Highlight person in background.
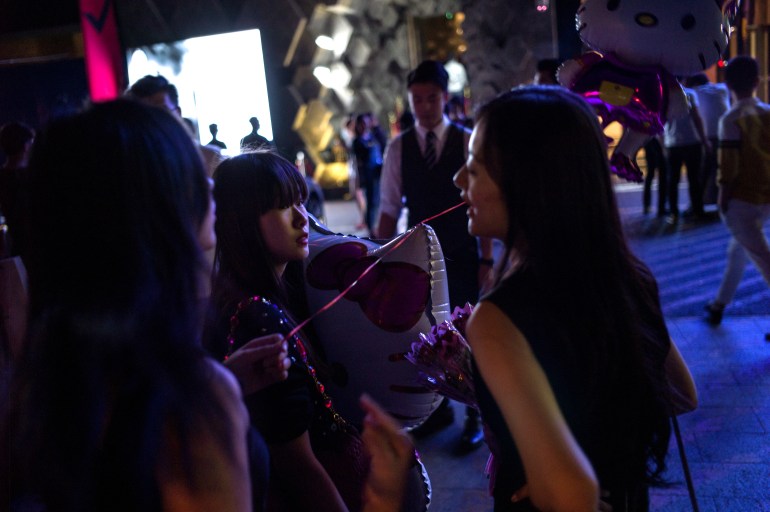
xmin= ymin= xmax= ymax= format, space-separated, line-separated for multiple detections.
xmin=641 ymin=135 xmax=669 ymax=217
xmin=367 ymin=112 xmax=388 ymax=230
xmin=241 ymin=116 xmax=271 ymax=150
xmin=533 ymin=58 xmax=560 ymax=86
xmin=398 ymin=110 xmax=415 ymax=132
xmin=125 ymin=74 xmax=222 ymax=176
xmin=208 ymin=123 xmax=227 ymax=150
xmin=295 ymin=149 xmax=325 ymax=222
xmin=1 ymin=100 xmax=416 ymax=512
xmin=663 ymin=82 xmax=711 ymax=223
xmin=352 ymin=114 xmax=383 ymax=233
xmin=685 ymin=73 xmax=730 ymax=207
xmin=454 ymin=86 xmax=697 ymax=511
xmin=366 ymin=112 xmax=388 ymax=160
xmin=446 ymin=95 xmax=473 ymax=129
xmin=2 ymin=99 xmax=257 ymax=512
xmin=704 ymin=56 xmax=770 ymax=326
xmin=0 ymin=121 xmax=34 ymax=258
xmin=376 ymin=60 xmax=490 ymax=452
xmin=337 ymin=114 xmax=366 ymax=228
xmin=206 ymin=151 xmax=425 ymax=511
xmin=0 ymin=121 xmax=35 ymax=402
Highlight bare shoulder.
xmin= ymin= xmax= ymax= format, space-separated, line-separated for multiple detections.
xmin=467 ymin=302 xmax=536 ymax=365
xmin=205 ymin=358 xmax=242 ymax=398
xmin=467 ymin=301 xmax=519 ymax=342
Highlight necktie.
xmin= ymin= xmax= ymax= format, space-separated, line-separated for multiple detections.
xmin=424 ymin=131 xmax=437 ymax=169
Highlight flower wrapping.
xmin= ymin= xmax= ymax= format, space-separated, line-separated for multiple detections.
xmin=405 ymin=303 xmax=477 ymax=409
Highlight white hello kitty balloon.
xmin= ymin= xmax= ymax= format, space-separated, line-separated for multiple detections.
xmin=303 ymin=216 xmax=450 ymax=429
xmin=558 ymin=0 xmax=740 ymax=182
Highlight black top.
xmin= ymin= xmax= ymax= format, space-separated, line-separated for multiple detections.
xmin=474 ymin=269 xmax=667 ymax=511
xmin=211 ymin=297 xmax=318 ymax=443
xmin=209 ymin=297 xmax=366 ymax=511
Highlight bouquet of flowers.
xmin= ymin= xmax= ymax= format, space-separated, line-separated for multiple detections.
xmin=405 ymin=302 xmax=478 ymax=410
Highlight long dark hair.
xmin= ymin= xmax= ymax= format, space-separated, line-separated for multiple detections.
xmin=2 ymin=99 xmax=233 ymax=511
xmin=477 ymin=86 xmax=671 ymax=488
xmin=207 ymin=151 xmax=310 ymax=357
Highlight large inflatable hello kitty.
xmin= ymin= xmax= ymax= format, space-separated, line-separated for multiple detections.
xmin=558 ymin=0 xmax=740 ymax=182
xmin=303 ymin=217 xmax=450 ymax=429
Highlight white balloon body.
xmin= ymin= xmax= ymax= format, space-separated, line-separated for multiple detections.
xmin=303 ymin=217 xmax=449 ymax=428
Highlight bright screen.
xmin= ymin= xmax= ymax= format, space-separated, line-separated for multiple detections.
xmin=127 ymin=28 xmax=273 ymax=155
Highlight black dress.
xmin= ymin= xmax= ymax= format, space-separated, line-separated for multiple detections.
xmin=474 ymin=270 xmax=668 ymax=512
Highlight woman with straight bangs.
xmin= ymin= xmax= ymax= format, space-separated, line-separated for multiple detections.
xmin=208 ymin=151 xmax=419 ymax=512
xmin=453 ymin=86 xmax=697 ymax=512
xmin=1 ymin=99 xmax=254 ymax=512
xmin=207 ymin=151 xmax=368 ymax=512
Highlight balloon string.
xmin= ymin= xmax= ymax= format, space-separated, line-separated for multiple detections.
xmin=284 ymin=200 xmax=467 ymax=341
xmin=418 ymin=201 xmax=466 ymax=225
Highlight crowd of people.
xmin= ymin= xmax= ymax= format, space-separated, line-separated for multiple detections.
xmin=639 ymin=71 xmax=733 ymax=223
xmin=1 ymin=51 xmax=768 ymax=511
xmin=0 ymin=97 xmax=412 ymax=512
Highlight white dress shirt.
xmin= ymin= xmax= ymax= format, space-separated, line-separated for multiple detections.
xmin=379 ymin=115 xmax=471 ymax=219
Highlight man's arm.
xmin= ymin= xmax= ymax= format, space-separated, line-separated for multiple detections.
xmin=690 ymin=103 xmax=712 ymax=153
xmin=375 ymin=136 xmax=404 ymax=238
xmin=716 ymin=108 xmax=741 ymax=212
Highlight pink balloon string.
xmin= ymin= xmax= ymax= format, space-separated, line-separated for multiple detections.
xmin=284 ymin=200 xmax=467 ymax=341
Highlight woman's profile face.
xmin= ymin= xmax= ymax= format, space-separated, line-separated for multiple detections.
xmin=453 ymin=121 xmax=508 ymax=240
xmin=259 ymin=201 xmax=310 ymax=266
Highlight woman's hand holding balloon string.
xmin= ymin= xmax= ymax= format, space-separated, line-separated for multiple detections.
xmin=223 ymin=334 xmax=291 ymax=396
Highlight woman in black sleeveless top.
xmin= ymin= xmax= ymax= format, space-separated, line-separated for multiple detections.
xmin=453 ymin=87 xmax=697 ymax=512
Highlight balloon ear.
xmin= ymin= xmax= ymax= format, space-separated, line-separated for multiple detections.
xmin=304 ymin=217 xmax=449 ymax=428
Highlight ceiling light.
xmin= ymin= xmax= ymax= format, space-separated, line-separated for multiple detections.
xmin=315 ymin=35 xmax=335 ymax=51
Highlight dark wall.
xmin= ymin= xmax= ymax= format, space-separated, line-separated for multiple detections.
xmin=0 ymin=0 xmax=85 ymax=150
xmin=554 ymin=0 xmax=583 ymax=60
xmin=0 ymin=59 xmax=89 ymax=131
xmin=0 ymin=0 xmax=79 ymax=34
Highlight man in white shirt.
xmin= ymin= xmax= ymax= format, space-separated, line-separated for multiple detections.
xmin=376 ymin=60 xmax=491 ymax=451
xmin=686 ymin=73 xmax=730 ymax=205
xmin=663 ymin=85 xmax=711 ymax=222
xmin=705 ymin=56 xmax=770 ymax=326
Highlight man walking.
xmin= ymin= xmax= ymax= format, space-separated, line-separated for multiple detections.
xmin=705 ymin=56 xmax=770 ymax=325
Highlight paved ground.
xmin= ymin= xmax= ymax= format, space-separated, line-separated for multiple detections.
xmin=322 ymin=186 xmax=770 ymax=511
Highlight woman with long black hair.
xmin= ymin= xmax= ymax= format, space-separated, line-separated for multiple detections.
xmin=454 ymin=86 xmax=697 ymax=511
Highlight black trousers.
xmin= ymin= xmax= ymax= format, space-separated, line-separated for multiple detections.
xmin=666 ymin=143 xmax=705 ymax=216
xmin=642 ymin=138 xmax=669 ymax=215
